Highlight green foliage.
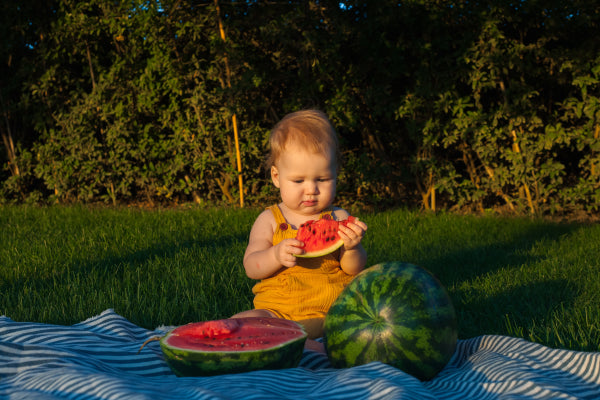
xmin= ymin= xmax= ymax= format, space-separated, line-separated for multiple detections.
xmin=21 ymin=0 xmax=258 ymax=205
xmin=394 ymin=1 xmax=600 ymax=215
xmin=1 ymin=1 xmax=599 ymax=216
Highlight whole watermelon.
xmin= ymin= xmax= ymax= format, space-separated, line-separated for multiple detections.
xmin=324 ymin=262 xmax=458 ymax=381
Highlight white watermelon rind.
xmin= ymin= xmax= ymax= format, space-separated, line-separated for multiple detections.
xmin=295 ymin=239 xmax=344 ymax=258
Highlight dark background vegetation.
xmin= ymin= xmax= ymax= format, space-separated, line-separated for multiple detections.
xmin=1 ymin=1 xmax=599 ymax=217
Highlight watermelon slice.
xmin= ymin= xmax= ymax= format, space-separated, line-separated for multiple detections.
xmin=295 ymin=215 xmax=358 ymax=258
xmin=160 ymin=317 xmax=307 ymax=376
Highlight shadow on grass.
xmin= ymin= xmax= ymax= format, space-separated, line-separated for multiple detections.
xmin=454 ymin=278 xmax=577 ymax=341
xmin=1 ymin=230 xmax=253 ymax=327
xmin=414 ymin=219 xmax=579 ymax=283
xmin=405 ymin=219 xmax=586 ymax=349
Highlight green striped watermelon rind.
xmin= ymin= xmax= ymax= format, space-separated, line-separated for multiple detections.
xmin=324 ymin=262 xmax=458 ymax=381
xmin=160 ymin=318 xmax=308 ymax=376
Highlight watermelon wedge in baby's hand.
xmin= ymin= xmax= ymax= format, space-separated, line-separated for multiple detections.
xmin=296 ymin=215 xmax=358 ymax=258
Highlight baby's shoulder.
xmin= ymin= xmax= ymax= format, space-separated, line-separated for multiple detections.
xmin=255 ymin=208 xmax=276 ymax=223
xmin=252 ymin=209 xmax=278 ymax=231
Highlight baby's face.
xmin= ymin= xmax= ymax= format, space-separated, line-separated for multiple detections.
xmin=271 ymin=141 xmax=336 ymax=217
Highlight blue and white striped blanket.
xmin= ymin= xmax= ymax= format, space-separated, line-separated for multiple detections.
xmin=1 ymin=309 xmax=599 ymax=399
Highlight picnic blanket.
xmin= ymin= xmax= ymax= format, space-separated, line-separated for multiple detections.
xmin=1 ymin=309 xmax=599 ymax=399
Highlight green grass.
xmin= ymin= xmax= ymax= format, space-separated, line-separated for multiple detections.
xmin=1 ymin=205 xmax=599 ymax=352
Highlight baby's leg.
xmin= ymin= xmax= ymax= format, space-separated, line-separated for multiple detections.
xmin=304 ymin=339 xmax=326 ymax=353
xmin=297 ymin=318 xmax=326 ymax=354
xmin=230 ymin=309 xmax=276 ymax=319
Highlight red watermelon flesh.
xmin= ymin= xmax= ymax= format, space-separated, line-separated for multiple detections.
xmin=164 ymin=317 xmax=305 ymax=351
xmin=296 ymin=215 xmax=357 ymax=258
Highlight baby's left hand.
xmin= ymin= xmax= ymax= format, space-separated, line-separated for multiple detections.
xmin=338 ymin=219 xmax=368 ymax=251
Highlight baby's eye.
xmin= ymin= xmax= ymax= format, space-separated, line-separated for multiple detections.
xmin=293 ymin=179 xmax=304 ymax=184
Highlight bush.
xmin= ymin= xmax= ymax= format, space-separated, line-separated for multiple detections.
xmin=1 ymin=1 xmax=599 ymax=216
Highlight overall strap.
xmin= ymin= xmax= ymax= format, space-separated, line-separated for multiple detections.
xmin=267 ymin=205 xmax=287 ymax=225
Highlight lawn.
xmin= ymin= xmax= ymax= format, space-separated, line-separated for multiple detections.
xmin=1 ymin=205 xmax=599 ymax=352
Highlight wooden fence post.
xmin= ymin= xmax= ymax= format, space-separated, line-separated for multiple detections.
xmin=215 ymin=0 xmax=244 ymax=207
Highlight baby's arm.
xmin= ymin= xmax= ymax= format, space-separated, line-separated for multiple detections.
xmin=243 ymin=210 xmax=304 ymax=280
xmin=335 ymin=209 xmax=368 ymax=276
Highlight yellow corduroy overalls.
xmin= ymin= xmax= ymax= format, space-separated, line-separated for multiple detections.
xmin=252 ymin=205 xmax=354 ymax=339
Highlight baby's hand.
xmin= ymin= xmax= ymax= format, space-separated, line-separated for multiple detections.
xmin=274 ymin=238 xmax=304 ymax=268
xmin=338 ymin=219 xmax=368 ymax=251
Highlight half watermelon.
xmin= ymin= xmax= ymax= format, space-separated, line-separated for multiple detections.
xmin=296 ymin=215 xmax=358 ymax=258
xmin=160 ymin=317 xmax=307 ymax=376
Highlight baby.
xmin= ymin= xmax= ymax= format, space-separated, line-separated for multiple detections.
xmin=232 ymin=109 xmax=368 ymax=351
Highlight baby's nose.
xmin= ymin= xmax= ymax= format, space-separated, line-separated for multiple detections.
xmin=305 ymin=181 xmax=320 ymax=194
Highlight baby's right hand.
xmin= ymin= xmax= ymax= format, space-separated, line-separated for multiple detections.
xmin=274 ymin=238 xmax=304 ymax=268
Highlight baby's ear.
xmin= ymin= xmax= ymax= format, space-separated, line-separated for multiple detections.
xmin=271 ymin=166 xmax=280 ymax=188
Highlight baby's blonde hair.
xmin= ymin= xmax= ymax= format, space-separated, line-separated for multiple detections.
xmin=267 ymin=109 xmax=340 ymax=170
